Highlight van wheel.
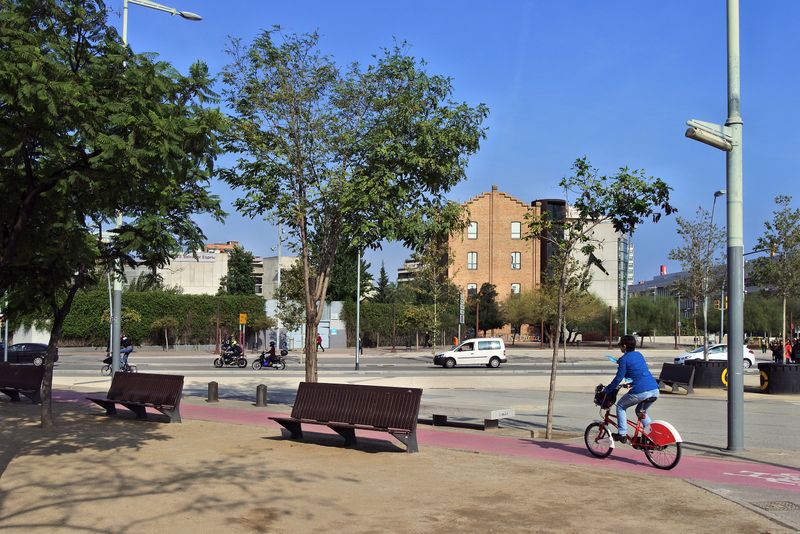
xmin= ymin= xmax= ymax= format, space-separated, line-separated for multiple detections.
xmin=32 ymin=356 xmax=44 ymax=366
xmin=743 ymin=359 xmax=752 ymax=369
xmin=443 ymin=358 xmax=456 ymax=369
xmin=488 ymin=357 xmax=501 ymax=368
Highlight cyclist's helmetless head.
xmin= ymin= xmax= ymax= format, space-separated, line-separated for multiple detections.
xmin=618 ymin=335 xmax=636 ymax=353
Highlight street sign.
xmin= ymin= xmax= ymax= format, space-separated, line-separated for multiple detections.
xmin=459 ymin=293 xmax=465 ymax=323
xmin=239 ymin=313 xmax=248 ymax=325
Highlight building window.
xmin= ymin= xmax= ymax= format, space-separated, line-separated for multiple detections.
xmin=511 ymin=252 xmax=521 ymax=270
xmin=511 ymin=221 xmax=521 ymax=239
xmin=467 ymin=283 xmax=478 ymax=296
xmin=511 ymin=283 xmax=521 ymax=295
xmin=467 ymin=252 xmax=478 ymax=270
xmin=467 ymin=221 xmax=478 ymax=239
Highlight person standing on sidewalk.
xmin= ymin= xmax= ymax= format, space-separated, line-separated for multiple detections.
xmin=316 ymin=333 xmax=324 ymax=352
xmin=603 ymin=335 xmax=659 ymax=443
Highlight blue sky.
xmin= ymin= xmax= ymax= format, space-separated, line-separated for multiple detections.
xmin=116 ymin=1 xmax=799 ymax=284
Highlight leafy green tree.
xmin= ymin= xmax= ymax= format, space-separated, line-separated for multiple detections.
xmin=274 ymin=260 xmax=307 ymax=334
xmin=372 ymin=262 xmax=395 ymax=304
xmin=151 ymin=316 xmax=179 ymax=350
xmin=221 ymin=30 xmax=487 ymax=381
xmin=466 ymin=283 xmax=504 ymax=335
xmin=750 ymin=195 xmax=800 ymax=343
xmin=526 ymin=157 xmax=673 ymax=438
xmin=0 ymin=0 xmax=225 ymax=426
xmin=667 ymin=207 xmax=725 ymax=358
xmin=327 ymin=245 xmax=374 ymax=302
xmin=626 ymin=296 xmax=677 ymax=346
xmin=218 ymin=246 xmax=255 ymax=295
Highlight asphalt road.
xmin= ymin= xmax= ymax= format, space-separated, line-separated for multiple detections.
xmin=46 ymin=347 xmax=796 ymax=453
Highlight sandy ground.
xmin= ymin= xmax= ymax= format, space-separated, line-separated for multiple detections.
xmin=0 ymin=401 xmax=789 ymax=534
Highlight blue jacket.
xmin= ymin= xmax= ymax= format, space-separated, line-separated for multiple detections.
xmin=605 ymin=351 xmax=658 ymax=394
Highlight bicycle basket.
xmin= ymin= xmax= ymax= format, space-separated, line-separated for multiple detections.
xmin=102 ymin=356 xmax=112 ymax=365
xmin=593 ymin=384 xmax=617 ymax=409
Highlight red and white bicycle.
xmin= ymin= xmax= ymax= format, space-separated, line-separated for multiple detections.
xmin=584 ymin=382 xmax=683 ymax=470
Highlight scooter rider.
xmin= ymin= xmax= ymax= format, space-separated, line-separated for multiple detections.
xmin=264 ymin=341 xmax=278 ymax=366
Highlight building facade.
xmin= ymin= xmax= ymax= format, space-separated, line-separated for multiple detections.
xmin=449 ymin=186 xmax=542 ymax=302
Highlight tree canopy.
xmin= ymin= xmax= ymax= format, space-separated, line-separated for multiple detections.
xmin=0 ymin=0 xmax=225 ymax=425
xmin=221 ymin=29 xmax=488 ymax=381
xmin=218 ymin=246 xmax=255 ymax=295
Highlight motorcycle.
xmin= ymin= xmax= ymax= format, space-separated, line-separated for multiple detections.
xmin=252 ymin=349 xmax=288 ymax=371
xmin=213 ymin=343 xmax=247 ymax=368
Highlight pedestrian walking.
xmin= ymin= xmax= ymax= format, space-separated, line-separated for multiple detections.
xmin=771 ymin=339 xmax=784 ymax=364
xmin=316 ymin=333 xmax=324 ymax=352
xmin=785 ymin=339 xmax=792 ymax=364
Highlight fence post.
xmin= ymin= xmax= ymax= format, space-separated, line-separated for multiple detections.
xmin=256 ymin=384 xmax=268 ymax=407
xmin=207 ymin=381 xmax=218 ymax=403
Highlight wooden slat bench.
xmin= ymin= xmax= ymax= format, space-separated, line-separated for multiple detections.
xmin=270 ymin=382 xmax=423 ymax=453
xmin=657 ymin=363 xmax=695 ymax=394
xmin=0 ymin=363 xmax=44 ymax=404
xmin=87 ymin=372 xmax=184 ymax=423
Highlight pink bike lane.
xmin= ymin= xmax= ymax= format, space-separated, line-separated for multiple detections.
xmin=54 ymin=389 xmax=800 ymax=495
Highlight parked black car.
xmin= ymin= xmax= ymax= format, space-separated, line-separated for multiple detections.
xmin=3 ymin=343 xmax=58 ymax=366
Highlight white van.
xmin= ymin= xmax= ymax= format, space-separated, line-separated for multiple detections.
xmin=433 ymin=337 xmax=507 ymax=368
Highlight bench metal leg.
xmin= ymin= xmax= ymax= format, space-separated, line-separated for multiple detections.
xmin=0 ymin=389 xmax=21 ymax=402
xmin=432 ymin=414 xmax=448 ymax=426
xmin=391 ymin=431 xmax=419 ymax=453
xmin=120 ymin=403 xmax=148 ymax=420
xmin=329 ymin=425 xmax=357 ymax=446
xmin=157 ymin=407 xmax=181 ymax=423
xmin=89 ymin=399 xmax=118 ymax=416
xmin=275 ymin=420 xmax=303 ymax=440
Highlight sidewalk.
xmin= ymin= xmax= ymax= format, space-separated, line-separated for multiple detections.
xmin=1 ymin=388 xmax=798 ymax=532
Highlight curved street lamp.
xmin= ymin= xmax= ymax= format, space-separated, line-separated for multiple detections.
xmin=110 ymin=0 xmax=202 ymax=373
xmin=703 ymin=190 xmax=726 ymax=360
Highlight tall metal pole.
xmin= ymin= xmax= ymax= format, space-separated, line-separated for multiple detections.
xmin=703 ymin=195 xmax=720 ymax=359
xmin=721 ymin=286 xmax=725 ymax=341
xmin=276 ymin=223 xmax=282 ymax=348
xmin=111 ymin=0 xmax=131 ymax=373
xmin=623 ymin=234 xmax=630 ymax=335
xmin=355 ymin=250 xmax=361 ymax=371
xmin=726 ymin=0 xmax=745 ymax=452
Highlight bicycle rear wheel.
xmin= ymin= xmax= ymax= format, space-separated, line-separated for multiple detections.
xmin=101 ymin=364 xmax=112 ymax=376
xmin=584 ymin=422 xmax=613 ymax=458
xmin=644 ymin=441 xmax=682 ymax=470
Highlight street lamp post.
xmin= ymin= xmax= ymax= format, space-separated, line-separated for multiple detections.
xmin=703 ymin=190 xmax=726 ymax=359
xmin=111 ymin=0 xmax=201 ymax=373
xmin=684 ymin=0 xmax=744 ymax=452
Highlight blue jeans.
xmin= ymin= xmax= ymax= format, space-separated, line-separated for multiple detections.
xmin=120 ymin=347 xmax=133 ymax=366
xmin=616 ymin=388 xmax=659 ymax=435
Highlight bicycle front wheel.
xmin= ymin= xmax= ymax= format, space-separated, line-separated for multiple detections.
xmin=644 ymin=441 xmax=682 ymax=470
xmin=101 ymin=364 xmax=112 ymax=376
xmin=584 ymin=422 xmax=613 ymax=458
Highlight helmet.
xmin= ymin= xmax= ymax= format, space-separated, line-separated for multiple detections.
xmin=270 ymin=341 xmax=275 ymax=347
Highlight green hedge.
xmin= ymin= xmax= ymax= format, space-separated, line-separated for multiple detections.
xmin=341 ymin=300 xmax=459 ymax=346
xmin=60 ymin=289 xmax=267 ymax=345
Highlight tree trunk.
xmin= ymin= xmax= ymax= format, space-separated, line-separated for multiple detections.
xmin=304 ymin=317 xmax=319 ymax=382
xmin=545 ymin=270 xmax=567 ymax=439
xmin=41 ymin=286 xmax=79 ymax=428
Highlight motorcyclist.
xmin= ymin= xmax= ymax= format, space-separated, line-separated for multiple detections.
xmin=263 ymin=341 xmax=278 ymax=366
xmin=226 ymin=336 xmax=243 ymax=358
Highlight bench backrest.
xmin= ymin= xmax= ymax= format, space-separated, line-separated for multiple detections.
xmin=107 ymin=372 xmax=184 ymax=406
xmin=659 ymin=363 xmax=695 ymax=384
xmin=291 ymin=382 xmax=422 ymax=431
xmin=0 ymin=363 xmax=44 ymax=390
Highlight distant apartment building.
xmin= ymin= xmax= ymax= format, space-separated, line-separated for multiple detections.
xmin=449 ymin=186 xmax=542 ymax=302
xmin=396 ymin=259 xmax=421 ymax=284
xmin=204 ymin=240 xmax=241 ymax=253
xmin=125 ymin=251 xmax=228 ymax=295
xmin=448 ymin=187 xmax=630 ymax=310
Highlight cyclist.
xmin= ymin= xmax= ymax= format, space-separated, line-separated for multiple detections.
xmin=120 ymin=334 xmax=134 ymax=369
xmin=603 ymin=334 xmax=659 ymax=443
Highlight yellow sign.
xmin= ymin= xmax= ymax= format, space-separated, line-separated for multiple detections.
xmin=239 ymin=313 xmax=248 ymax=325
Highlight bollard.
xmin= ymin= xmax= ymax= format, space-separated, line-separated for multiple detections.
xmin=256 ymin=384 xmax=268 ymax=407
xmin=207 ymin=381 xmax=219 ymax=403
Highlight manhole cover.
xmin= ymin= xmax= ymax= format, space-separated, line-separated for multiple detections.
xmin=751 ymin=501 xmax=800 ymax=512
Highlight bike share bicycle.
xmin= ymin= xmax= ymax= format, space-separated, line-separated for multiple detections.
xmin=100 ymin=355 xmax=137 ymax=375
xmin=584 ymin=379 xmax=683 ymax=470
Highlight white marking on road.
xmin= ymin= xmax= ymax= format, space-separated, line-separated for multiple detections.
xmin=723 ymin=470 xmax=800 ymax=487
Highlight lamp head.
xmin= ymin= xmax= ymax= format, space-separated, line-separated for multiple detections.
xmin=714 ymin=190 xmax=726 ymax=198
xmin=179 ymin=10 xmax=202 ymax=20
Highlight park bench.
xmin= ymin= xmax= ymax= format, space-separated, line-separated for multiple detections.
xmin=657 ymin=363 xmax=695 ymax=394
xmin=87 ymin=372 xmax=184 ymax=423
xmin=426 ymin=405 xmax=516 ymax=430
xmin=270 ymin=382 xmax=423 ymax=453
xmin=0 ymin=363 xmax=43 ymax=404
